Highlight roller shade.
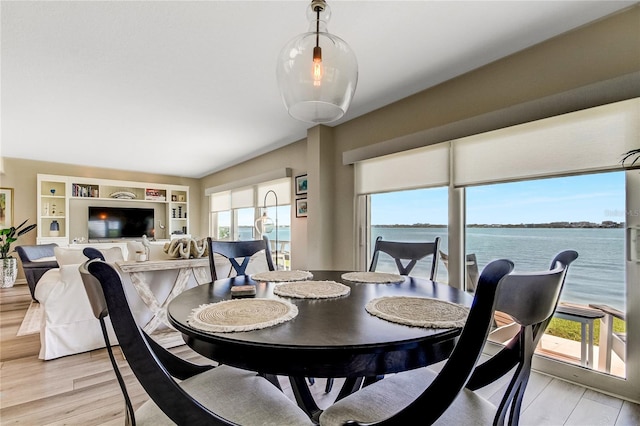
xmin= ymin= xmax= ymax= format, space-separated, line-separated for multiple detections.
xmin=231 ymin=187 xmax=254 ymax=209
xmin=453 ymin=98 xmax=639 ymax=186
xmin=257 ymin=178 xmax=291 ymax=206
xmin=210 ymin=191 xmax=230 ymax=212
xmin=355 ymin=143 xmax=450 ymax=195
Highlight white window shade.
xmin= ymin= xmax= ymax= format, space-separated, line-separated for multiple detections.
xmin=453 ymin=98 xmax=640 ymax=187
xmin=211 ymin=191 xmax=230 ymax=212
xmin=258 ymin=178 xmax=291 ymax=206
xmin=231 ymin=187 xmax=254 ymax=209
xmin=355 ymin=143 xmax=450 ymax=195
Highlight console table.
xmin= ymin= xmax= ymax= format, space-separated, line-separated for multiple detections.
xmin=116 ymin=258 xmax=210 ymax=336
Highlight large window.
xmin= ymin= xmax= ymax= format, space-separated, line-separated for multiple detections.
xmin=357 ymin=99 xmax=638 ymax=398
xmin=369 ymin=187 xmax=448 ymax=280
xmin=466 ymin=172 xmax=626 ymax=377
xmin=208 ymin=176 xmax=292 ymax=269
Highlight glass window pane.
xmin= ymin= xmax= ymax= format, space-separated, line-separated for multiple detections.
xmin=370 ymin=187 xmax=448 ymax=280
xmin=217 ymin=211 xmax=231 ymax=240
xmin=466 ymin=172 xmax=625 ymax=377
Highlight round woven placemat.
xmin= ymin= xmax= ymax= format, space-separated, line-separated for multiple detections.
xmin=251 ymin=270 xmax=313 ymax=282
xmin=188 ymin=299 xmax=298 ymax=333
xmin=341 ymin=271 xmax=404 ymax=284
xmin=366 ymin=296 xmax=469 ymax=328
xmin=273 ymin=280 xmax=350 ymax=299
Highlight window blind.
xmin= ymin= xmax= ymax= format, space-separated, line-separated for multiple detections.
xmin=453 ymin=98 xmax=639 ymax=186
xmin=355 ymin=143 xmax=449 ymax=195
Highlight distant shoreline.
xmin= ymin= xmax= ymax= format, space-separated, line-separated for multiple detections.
xmin=373 ymin=222 xmax=623 ymax=229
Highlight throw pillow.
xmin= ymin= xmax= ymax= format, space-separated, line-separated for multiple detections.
xmin=54 ymin=246 xmax=124 ymax=265
xmin=54 ymin=247 xmax=88 ymax=266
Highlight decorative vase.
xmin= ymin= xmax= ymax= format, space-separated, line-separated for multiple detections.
xmin=50 ymin=220 xmax=60 ymax=237
xmin=1 ymin=257 xmax=18 ymax=288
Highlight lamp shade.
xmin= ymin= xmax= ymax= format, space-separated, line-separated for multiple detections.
xmin=276 ymin=1 xmax=358 ymax=124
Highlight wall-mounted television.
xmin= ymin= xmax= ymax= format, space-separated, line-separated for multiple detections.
xmin=88 ymin=206 xmax=154 ymax=240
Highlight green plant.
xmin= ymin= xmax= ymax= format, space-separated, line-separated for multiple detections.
xmin=0 ymin=219 xmax=37 ymax=259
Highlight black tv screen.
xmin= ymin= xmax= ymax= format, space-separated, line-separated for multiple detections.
xmin=88 ymin=207 xmax=154 ymax=239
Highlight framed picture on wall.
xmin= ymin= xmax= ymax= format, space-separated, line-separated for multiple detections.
xmin=295 ymin=174 xmax=308 ymax=195
xmin=296 ymin=198 xmax=308 ymax=218
xmin=0 ymin=187 xmax=14 ymax=228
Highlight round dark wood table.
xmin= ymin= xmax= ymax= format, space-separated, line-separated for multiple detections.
xmin=168 ymin=270 xmax=473 ymax=420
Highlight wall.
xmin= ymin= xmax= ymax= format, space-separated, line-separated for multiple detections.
xmin=200 ymin=6 xmax=640 ymax=271
xmin=0 ymin=157 xmax=201 ymax=281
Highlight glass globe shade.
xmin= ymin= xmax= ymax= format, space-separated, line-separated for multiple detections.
xmin=276 ymin=2 xmax=358 ymax=123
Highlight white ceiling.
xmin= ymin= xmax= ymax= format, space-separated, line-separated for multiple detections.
xmin=1 ymin=1 xmax=635 ymax=178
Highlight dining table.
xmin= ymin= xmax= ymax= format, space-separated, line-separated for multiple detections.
xmin=167 ymin=270 xmax=474 ymax=422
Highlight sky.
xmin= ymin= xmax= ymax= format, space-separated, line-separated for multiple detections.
xmin=371 ymin=171 xmax=626 ymax=226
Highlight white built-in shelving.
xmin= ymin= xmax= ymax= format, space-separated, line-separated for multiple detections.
xmin=37 ymin=174 xmax=189 ymax=245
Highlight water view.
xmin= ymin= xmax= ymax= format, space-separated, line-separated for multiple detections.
xmin=371 ymin=226 xmax=625 ymax=311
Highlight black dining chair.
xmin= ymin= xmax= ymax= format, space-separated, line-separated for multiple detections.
xmin=369 ymin=236 xmax=441 ymax=279
xmin=328 ymin=236 xmax=442 ymax=394
xmin=464 ymin=250 xmax=579 ymax=425
xmin=319 ymin=252 xmax=576 ymax=426
xmin=207 ymin=236 xmax=275 ymax=281
xmin=79 ymin=258 xmax=313 ymax=426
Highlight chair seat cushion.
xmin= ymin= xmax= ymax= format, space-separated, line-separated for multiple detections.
xmin=135 ymin=364 xmax=314 ymax=425
xmin=319 ymin=367 xmax=496 ymax=426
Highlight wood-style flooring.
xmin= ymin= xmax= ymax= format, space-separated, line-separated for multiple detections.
xmin=1 ymin=283 xmax=639 ymax=425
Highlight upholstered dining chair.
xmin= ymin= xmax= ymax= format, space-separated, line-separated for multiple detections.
xmin=319 ymin=252 xmax=576 ymax=426
xmin=319 ymin=258 xmax=514 ymax=425
xmin=328 ymin=236 xmax=441 ymax=394
xmin=207 ymin=236 xmax=275 ymax=281
xmin=79 ymin=258 xmax=313 ymax=426
xmin=369 ymin=236 xmax=441 ymax=279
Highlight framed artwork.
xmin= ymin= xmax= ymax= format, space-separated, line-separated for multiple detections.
xmin=296 ymin=198 xmax=308 ymax=218
xmin=0 ymin=187 xmax=14 ymax=228
xmin=295 ymin=174 xmax=308 ymax=195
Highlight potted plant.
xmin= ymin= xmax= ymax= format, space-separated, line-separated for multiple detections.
xmin=621 ymin=148 xmax=640 ymax=167
xmin=1 ymin=219 xmax=37 ymax=288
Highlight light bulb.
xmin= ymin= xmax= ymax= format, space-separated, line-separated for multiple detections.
xmin=313 ymin=46 xmax=323 ymax=86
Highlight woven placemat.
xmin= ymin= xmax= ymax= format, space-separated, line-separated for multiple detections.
xmin=188 ymin=299 xmax=298 ymax=333
xmin=341 ymin=271 xmax=404 ymax=284
xmin=273 ymin=280 xmax=351 ymax=299
xmin=366 ymin=296 xmax=469 ymax=328
xmin=251 ymin=270 xmax=313 ymax=282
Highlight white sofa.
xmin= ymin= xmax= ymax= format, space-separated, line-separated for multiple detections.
xmin=34 ymin=242 xmax=208 ymax=360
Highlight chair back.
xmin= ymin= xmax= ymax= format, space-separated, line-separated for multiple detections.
xmin=79 ymin=259 xmax=134 ymax=425
xmin=369 ymin=258 xmax=514 ymax=424
xmin=207 ymin=236 xmax=275 ymax=281
xmin=82 ymin=247 xmax=105 ymax=261
xmin=467 ymin=250 xmax=578 ymax=426
xmin=439 ymin=250 xmax=480 ymax=292
xmin=80 ymin=259 xmax=230 ymax=425
xmin=369 ymin=236 xmax=441 ymax=279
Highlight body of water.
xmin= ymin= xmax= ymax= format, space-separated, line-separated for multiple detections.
xmin=372 ymin=226 xmax=626 ymax=311
xmin=239 ymin=225 xmax=626 ymax=311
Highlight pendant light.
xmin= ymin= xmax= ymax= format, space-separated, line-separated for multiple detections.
xmin=276 ymin=0 xmax=358 ymax=124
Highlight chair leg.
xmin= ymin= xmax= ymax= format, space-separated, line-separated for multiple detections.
xmin=101 ymin=320 xmax=135 ymax=426
xmin=325 ymin=378 xmax=333 ymax=393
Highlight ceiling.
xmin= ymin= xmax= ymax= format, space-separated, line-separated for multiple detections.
xmin=1 ymin=1 xmax=635 ymax=179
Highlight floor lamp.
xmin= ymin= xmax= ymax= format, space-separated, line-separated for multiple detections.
xmin=255 ymin=190 xmax=278 ymax=269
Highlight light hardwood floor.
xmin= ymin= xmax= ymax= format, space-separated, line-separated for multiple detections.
xmin=1 ymin=283 xmax=639 ymax=425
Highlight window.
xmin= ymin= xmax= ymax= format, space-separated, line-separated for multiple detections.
xmin=369 ymin=187 xmax=448 ymax=280
xmin=466 ymin=172 xmax=626 ymax=377
xmin=208 ymin=176 xmax=292 ymax=269
xmin=356 ymin=100 xmax=638 ymax=397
